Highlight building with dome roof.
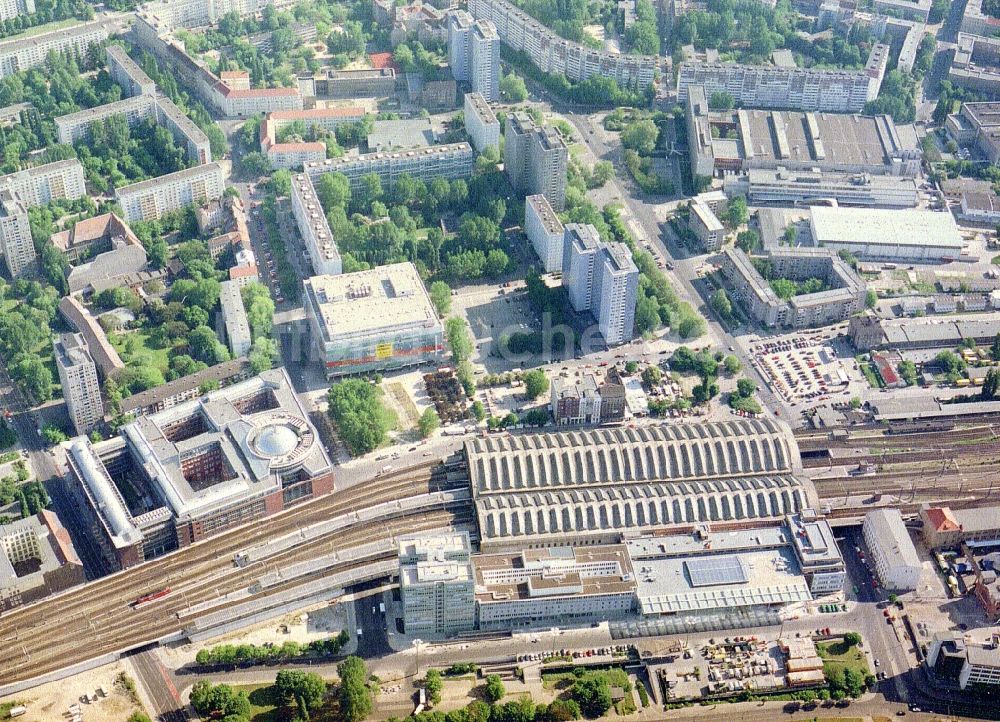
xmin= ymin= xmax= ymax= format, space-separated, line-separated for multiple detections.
xmin=65 ymin=367 xmax=334 ymax=570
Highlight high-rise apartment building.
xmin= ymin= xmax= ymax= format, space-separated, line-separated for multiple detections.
xmin=564 ymin=225 xmax=638 ymax=344
xmin=470 ymin=19 xmax=499 ymax=101
xmin=399 ymin=531 xmax=476 ymax=637
xmin=595 ymin=243 xmax=639 ymax=346
xmin=54 ymin=333 xmax=103 ymax=435
xmin=0 ymin=0 xmax=34 ymax=23
xmin=0 ymin=159 xmax=86 ymax=277
xmin=291 ymin=172 xmax=342 ymax=276
xmin=463 ymin=92 xmax=499 ymax=153
xmin=504 ymin=113 xmax=568 ymax=210
xmin=562 ymin=223 xmax=602 ymax=312
xmin=448 ymin=10 xmax=474 ymax=82
xmin=0 ymin=18 xmax=121 ymax=79
xmin=524 ymin=194 xmax=564 ymax=272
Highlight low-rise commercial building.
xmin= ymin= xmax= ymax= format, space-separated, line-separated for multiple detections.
xmin=863 ymin=509 xmax=922 ymax=591
xmin=115 ymin=163 xmax=226 ymax=222
xmin=921 ymin=505 xmax=1000 ymax=550
xmin=0 ymin=510 xmax=85 ymax=612
xmin=475 ymin=545 xmax=637 ymax=630
xmin=725 ymin=167 xmax=919 ymax=208
xmin=850 ymin=312 xmax=1000 ymax=351
xmin=950 ymin=33 xmax=1000 ymax=97
xmin=928 ymin=633 xmax=1000 ymax=690
xmin=300 ymin=68 xmax=397 ymax=99
xmin=808 ymin=206 xmax=965 ymax=262
xmin=291 ymin=172 xmax=341 ymax=276
xmin=303 ymin=263 xmax=444 ymax=377
xmin=302 ymin=143 xmax=473 ymax=193
xmin=550 ymin=369 xmax=626 ymax=425
xmin=463 ymin=92 xmax=499 ymax=153
xmin=787 ymin=511 xmax=846 ymax=594
xmin=399 ymin=531 xmax=476 ymax=637
xmin=524 ymin=194 xmax=564 ymax=272
xmin=54 ymin=333 xmax=103 ymax=435
xmin=686 ymin=85 xmax=920 ymax=179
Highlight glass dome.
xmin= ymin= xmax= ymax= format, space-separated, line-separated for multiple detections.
xmin=254 ymin=424 xmax=299 ymax=457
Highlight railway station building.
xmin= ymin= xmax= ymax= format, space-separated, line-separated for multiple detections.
xmin=65 ymin=368 xmax=334 ymax=569
xmin=465 ymin=418 xmax=817 ymax=552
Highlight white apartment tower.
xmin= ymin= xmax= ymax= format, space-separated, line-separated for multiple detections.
xmin=470 ymin=19 xmax=499 ymax=102
xmin=0 ymin=0 xmax=34 ymax=23
xmin=448 ymin=10 xmax=474 ymax=82
xmin=0 ymin=190 xmax=32 ymax=277
xmin=463 ymin=92 xmax=500 ymax=153
xmin=595 ymin=243 xmax=639 ymax=345
xmin=562 ymin=223 xmax=602 ymax=312
xmin=524 ymin=194 xmax=564 ymax=272
xmin=504 ymin=112 xmax=568 ymax=211
xmin=54 ymin=333 xmax=103 ymax=435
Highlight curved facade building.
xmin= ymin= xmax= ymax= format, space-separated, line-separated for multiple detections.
xmin=466 ymin=419 xmax=816 ymax=550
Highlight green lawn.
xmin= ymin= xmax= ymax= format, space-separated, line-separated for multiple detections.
xmin=816 ymin=640 xmax=869 ymax=678
xmin=110 ymin=331 xmax=171 ymax=374
xmin=541 ymin=666 xmax=630 ymax=690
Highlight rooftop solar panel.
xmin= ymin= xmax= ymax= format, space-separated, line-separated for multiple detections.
xmin=685 ymin=555 xmax=749 ymax=587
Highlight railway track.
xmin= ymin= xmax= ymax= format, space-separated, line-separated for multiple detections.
xmin=0 ymin=462 xmax=464 ymax=683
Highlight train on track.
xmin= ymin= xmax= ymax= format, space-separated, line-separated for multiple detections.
xmin=130 ymin=588 xmax=171 ymax=608
xmin=883 ymin=420 xmax=956 ymax=435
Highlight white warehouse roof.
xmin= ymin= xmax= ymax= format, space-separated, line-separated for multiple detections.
xmin=810 ymin=207 xmax=964 ymax=250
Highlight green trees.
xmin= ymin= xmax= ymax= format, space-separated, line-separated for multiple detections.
xmin=863 ymin=70 xmax=916 ymax=123
xmin=446 ymin=317 xmax=473 ymax=364
xmin=724 ymin=196 xmax=748 ymax=228
xmin=249 ymin=337 xmax=279 ymax=374
xmin=723 ymin=355 xmax=741 ymax=375
xmin=500 ymin=72 xmax=528 ymax=102
xmin=843 ymin=632 xmax=861 ymax=647
xmin=425 ymin=668 xmax=444 ymax=705
xmin=982 ymin=368 xmax=1000 ymax=400
xmin=338 ymin=656 xmax=373 ymax=722
xmin=275 ymin=670 xmax=327 ymax=717
xmin=620 ymin=119 xmax=658 ymax=156
xmin=523 ymin=369 xmax=549 ymax=400
xmin=485 ymin=674 xmax=506 ymax=703
xmin=571 ymin=676 xmax=612 ymax=718
xmin=728 ymin=377 xmax=761 ymax=414
xmin=418 ymin=408 xmax=441 ymax=438
xmin=991 ymin=332 xmax=1000 ymax=361
xmin=189 ymin=681 xmax=252 ymax=720
xmin=709 ymin=289 xmax=732 ymax=320
xmin=640 ymin=366 xmax=662 ymax=388
xmin=934 ymin=350 xmax=966 ymax=376
xmin=327 ymin=380 xmax=396 ymax=456
xmin=430 ymin=281 xmax=452 ymax=317
xmin=865 ymin=289 xmax=878 ymax=309
xmin=709 ymin=91 xmax=734 ymax=111
xmin=10 ymin=354 xmax=52 ymax=404
xmin=241 ymin=282 xmax=275 ymax=341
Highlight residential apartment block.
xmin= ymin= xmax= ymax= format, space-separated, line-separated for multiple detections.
xmin=504 ymin=112 xmax=568 ymax=210
xmin=106 ymin=44 xmax=156 ymax=98
xmin=863 ymin=509 xmax=922 ymax=592
xmin=470 ymin=19 xmax=500 ymax=101
xmin=0 ymin=17 xmax=122 ymax=79
xmin=677 ymin=44 xmax=888 ymax=113
xmin=54 ymin=333 xmax=103 ymax=435
xmin=138 ymin=0 xmax=297 ymax=31
xmin=961 ymin=0 xmax=1000 ymax=36
xmin=219 ymin=280 xmax=252 ymax=357
xmin=259 ymin=107 xmax=365 ymax=169
xmin=524 ymin=194 xmax=564 ymax=272
xmin=949 ymin=33 xmax=1000 ymax=97
xmin=0 ymin=0 xmax=34 ymax=23
xmin=291 ymin=172 xmax=342 ymax=276
xmin=58 ymin=296 xmax=125 ymax=378
xmin=302 ymin=143 xmax=474 ymax=193
xmin=463 ymin=92 xmax=499 ymax=153
xmin=688 ymin=199 xmax=724 ymax=251
xmin=563 ymin=224 xmax=638 ymax=345
xmin=468 ymin=0 xmax=659 ymax=88
xmin=719 ymin=247 xmax=867 ymax=329
xmin=550 ymin=369 xmax=626 ymax=425
xmin=0 ymin=158 xmax=86 ymax=277
xmin=115 ymin=162 xmax=225 ymax=222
